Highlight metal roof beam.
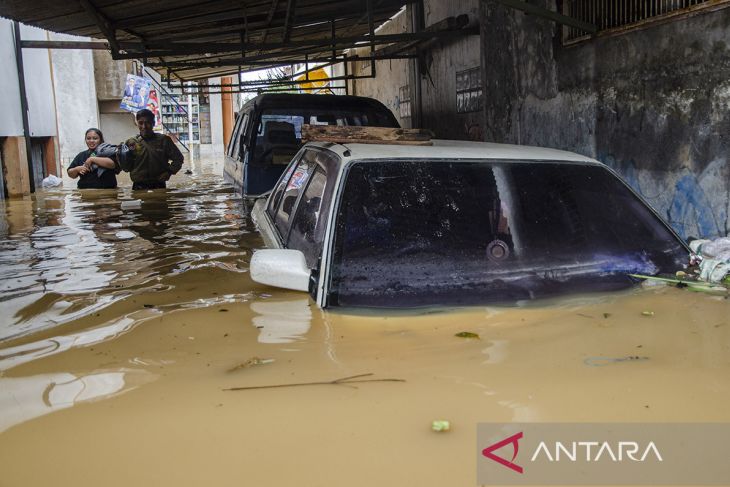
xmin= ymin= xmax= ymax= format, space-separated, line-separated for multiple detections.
xmin=153 ymin=52 xmax=416 ymax=72
xmin=78 ymin=0 xmax=121 ymax=54
xmin=20 ymin=40 xmax=109 ymax=50
xmin=488 ymin=0 xmax=597 ymax=34
xmin=258 ymin=0 xmax=281 ymax=50
xmin=112 ymin=1 xmax=272 ymax=29
xmin=283 ymin=0 xmax=297 ymax=43
xmin=115 ymin=27 xmax=475 ymax=60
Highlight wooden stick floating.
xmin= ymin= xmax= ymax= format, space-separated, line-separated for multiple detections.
xmin=223 ymin=373 xmax=405 ymax=391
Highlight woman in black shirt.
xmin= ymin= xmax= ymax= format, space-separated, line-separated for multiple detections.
xmin=67 ymin=128 xmax=119 ymax=189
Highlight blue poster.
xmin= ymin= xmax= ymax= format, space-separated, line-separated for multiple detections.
xmin=120 ymin=74 xmax=151 ymax=112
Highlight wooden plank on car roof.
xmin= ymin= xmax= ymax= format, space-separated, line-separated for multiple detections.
xmin=302 ymin=125 xmax=434 ymax=146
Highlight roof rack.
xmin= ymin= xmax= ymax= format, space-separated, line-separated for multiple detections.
xmin=302 ymin=125 xmax=434 ymax=146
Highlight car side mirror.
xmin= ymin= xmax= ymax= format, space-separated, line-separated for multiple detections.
xmin=250 ymin=249 xmax=310 ymax=292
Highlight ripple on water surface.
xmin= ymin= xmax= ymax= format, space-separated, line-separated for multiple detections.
xmin=0 ymin=166 xmax=262 ymax=342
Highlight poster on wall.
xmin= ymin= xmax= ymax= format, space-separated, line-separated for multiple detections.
xmin=120 ymin=74 xmax=151 ymax=112
xmin=146 ymin=88 xmax=163 ymax=132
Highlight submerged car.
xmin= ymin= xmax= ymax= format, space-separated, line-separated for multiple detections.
xmin=224 ymin=93 xmax=399 ymax=197
xmin=250 ymin=136 xmax=690 ymax=308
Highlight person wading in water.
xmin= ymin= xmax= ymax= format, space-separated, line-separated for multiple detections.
xmin=121 ymin=108 xmax=184 ymax=190
xmin=67 ymin=128 xmax=119 ymax=189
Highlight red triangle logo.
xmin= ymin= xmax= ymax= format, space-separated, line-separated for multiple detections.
xmin=482 ymin=431 xmax=524 ymax=474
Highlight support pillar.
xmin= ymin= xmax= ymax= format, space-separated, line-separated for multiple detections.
xmin=3 ymin=136 xmax=31 ymax=197
xmin=221 ymin=76 xmax=234 ymax=152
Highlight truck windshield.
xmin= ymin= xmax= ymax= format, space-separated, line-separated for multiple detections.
xmin=328 ymin=160 xmax=689 ymax=308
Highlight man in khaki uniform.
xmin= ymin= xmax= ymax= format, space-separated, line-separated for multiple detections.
xmin=121 ymin=109 xmax=184 ymax=190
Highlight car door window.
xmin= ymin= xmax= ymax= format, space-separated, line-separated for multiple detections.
xmin=287 ymin=167 xmax=327 ymax=266
xmin=267 ymin=152 xmax=307 ymax=220
xmin=273 ymin=158 xmax=315 ymax=238
xmin=234 ymin=113 xmax=249 ymax=161
xmin=227 ymin=114 xmax=243 ymax=157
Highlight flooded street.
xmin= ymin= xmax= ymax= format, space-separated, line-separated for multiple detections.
xmin=1 ymin=157 xmax=729 ymax=486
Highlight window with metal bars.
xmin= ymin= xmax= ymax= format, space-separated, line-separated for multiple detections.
xmin=562 ymin=0 xmax=724 ymax=42
xmin=399 ymin=85 xmax=411 ymax=119
xmin=456 ymin=67 xmax=482 ymax=114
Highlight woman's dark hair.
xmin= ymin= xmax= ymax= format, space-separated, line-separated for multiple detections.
xmin=85 ymin=128 xmax=104 ymax=143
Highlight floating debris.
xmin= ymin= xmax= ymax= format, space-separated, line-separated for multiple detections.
xmin=223 ymin=373 xmax=405 ymax=391
xmin=641 ymin=311 xmax=655 ymax=317
xmin=630 ymin=274 xmax=728 ymax=295
xmin=115 ymin=230 xmax=136 ymax=240
xmin=120 ymin=199 xmax=141 ymax=210
xmin=584 ymin=356 xmax=650 ymax=367
xmin=455 ymin=332 xmax=480 ymax=339
xmin=227 ymin=356 xmax=275 ymax=373
xmin=603 ymin=313 xmax=611 ymax=319
xmin=431 ymin=420 xmax=450 ymax=432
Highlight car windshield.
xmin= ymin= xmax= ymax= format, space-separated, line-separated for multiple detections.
xmin=257 ymin=106 xmax=397 ymax=139
xmin=328 ymin=160 xmax=689 ymax=308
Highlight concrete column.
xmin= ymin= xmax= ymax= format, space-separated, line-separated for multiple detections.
xmin=221 ymin=76 xmax=234 ymax=153
xmin=208 ymin=77 xmax=224 ymax=154
xmin=3 ymin=136 xmax=31 ymax=196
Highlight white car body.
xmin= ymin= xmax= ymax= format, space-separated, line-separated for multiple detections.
xmin=251 ymin=139 xmax=687 ymax=308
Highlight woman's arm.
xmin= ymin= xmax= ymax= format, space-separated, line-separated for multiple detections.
xmin=86 ymin=156 xmax=116 ymax=169
xmin=67 ymin=165 xmax=90 ymax=178
xmin=67 ymin=152 xmax=89 ymax=178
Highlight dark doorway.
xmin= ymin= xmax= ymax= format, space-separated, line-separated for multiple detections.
xmin=29 ymin=138 xmax=47 ymax=191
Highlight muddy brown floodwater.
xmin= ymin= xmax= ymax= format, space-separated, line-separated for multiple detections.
xmin=0 ymin=157 xmax=729 ymax=486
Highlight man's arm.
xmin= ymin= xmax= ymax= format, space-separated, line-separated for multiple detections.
xmin=166 ymin=136 xmax=184 ymax=174
xmin=118 ymin=138 xmax=136 ymax=172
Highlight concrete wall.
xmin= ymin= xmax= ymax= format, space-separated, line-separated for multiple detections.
xmin=49 ymin=33 xmax=99 ymax=163
xmin=20 ymin=25 xmax=57 ymax=137
xmin=93 ymin=50 xmax=135 ymax=101
xmin=350 ymin=1 xmax=481 ymax=138
xmin=0 ymin=21 xmax=23 ymax=137
xmin=420 ymin=0 xmax=481 ymax=140
xmin=0 ymin=20 xmax=60 ymax=194
xmin=0 ymin=21 xmax=57 ymax=138
xmin=481 ymin=2 xmax=730 ymax=239
xmin=93 ymin=50 xmax=137 ymax=144
xmin=99 ymin=111 xmax=137 ymax=146
xmin=349 ymin=10 xmax=411 ymax=127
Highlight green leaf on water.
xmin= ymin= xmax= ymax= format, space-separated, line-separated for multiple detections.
xmin=455 ymin=332 xmax=480 ymax=339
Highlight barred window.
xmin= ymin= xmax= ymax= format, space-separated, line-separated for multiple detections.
xmin=563 ymin=0 xmax=723 ymax=42
xmin=399 ymin=85 xmax=411 ymax=119
xmin=456 ymin=67 xmax=482 ymax=114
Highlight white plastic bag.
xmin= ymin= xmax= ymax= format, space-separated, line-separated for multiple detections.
xmin=41 ymin=175 xmax=63 ymax=188
xmin=690 ymin=237 xmax=730 ymax=283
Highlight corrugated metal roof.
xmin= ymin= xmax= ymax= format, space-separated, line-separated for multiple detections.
xmin=1 ymin=0 xmax=417 ymax=80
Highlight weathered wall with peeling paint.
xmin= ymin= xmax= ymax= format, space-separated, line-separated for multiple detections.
xmin=348 ymin=10 xmax=411 ymax=127
xmin=420 ymin=0 xmax=482 ymax=140
xmin=481 ymin=1 xmax=730 ymax=239
xmin=350 ymin=0 xmax=483 ymax=139
xmin=50 ymin=32 xmax=99 ymax=163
